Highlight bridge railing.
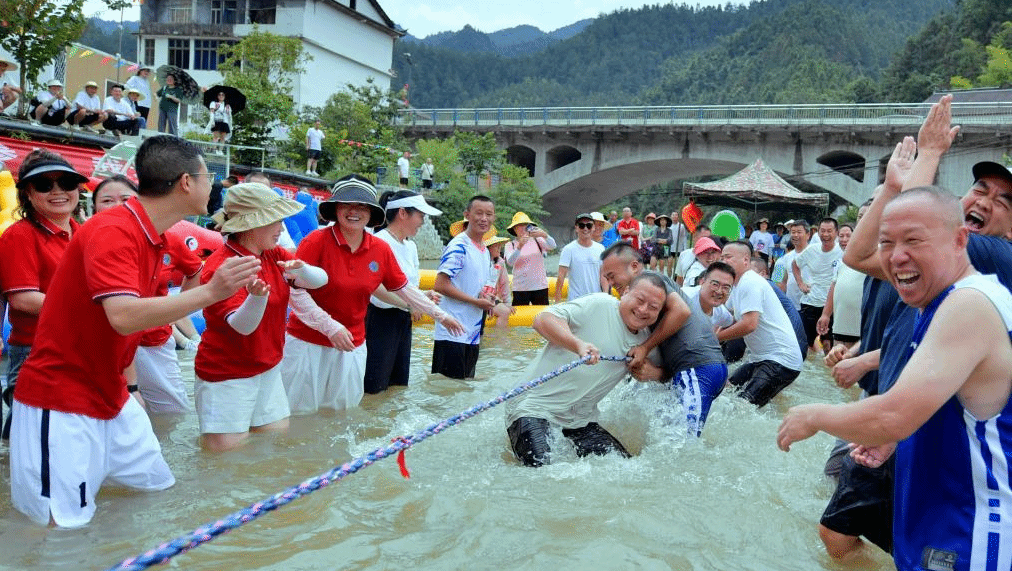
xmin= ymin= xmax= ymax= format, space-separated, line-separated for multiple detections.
xmin=398 ymin=103 xmax=1012 ymax=129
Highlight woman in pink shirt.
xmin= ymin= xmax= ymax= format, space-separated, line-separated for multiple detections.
xmin=503 ymin=211 xmax=556 ymax=306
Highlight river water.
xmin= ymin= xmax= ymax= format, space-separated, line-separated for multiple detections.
xmin=0 ymin=325 xmax=894 ymax=571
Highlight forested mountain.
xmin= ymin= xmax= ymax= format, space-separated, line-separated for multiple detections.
xmin=393 ymin=0 xmax=952 ymax=109
xmin=77 ymin=18 xmax=139 ymax=61
xmin=403 ymin=20 xmax=593 ymax=58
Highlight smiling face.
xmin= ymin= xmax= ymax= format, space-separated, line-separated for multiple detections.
xmin=719 ymin=243 xmax=751 ymax=283
xmin=241 ymin=220 xmax=283 ymax=253
xmin=464 ymin=198 xmax=494 ymax=239
xmin=601 ymin=253 xmax=640 ymax=293
xmin=94 ymin=180 xmax=137 ymax=213
xmin=961 ymin=175 xmax=1012 ymax=237
xmin=699 ymin=268 xmax=734 ymax=311
xmin=395 ymin=208 xmax=426 ymax=238
xmin=336 ymin=202 xmax=371 ymax=234
xmin=789 ymin=224 xmax=808 ymax=247
xmin=575 ymin=218 xmax=594 ymax=241
xmin=619 ymin=279 xmax=666 ymax=331
xmin=879 ymin=191 xmax=968 ymax=309
xmin=696 ymin=247 xmax=720 ymax=266
xmin=818 ymin=221 xmax=838 ymax=247
xmin=27 ymin=172 xmax=80 ymax=221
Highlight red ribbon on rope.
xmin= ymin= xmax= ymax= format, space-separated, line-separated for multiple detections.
xmin=391 ymin=437 xmax=411 ymax=479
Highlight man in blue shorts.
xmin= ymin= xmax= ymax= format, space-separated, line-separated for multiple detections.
xmin=600 ymin=242 xmax=727 ymax=436
xmin=779 ymin=186 xmax=1012 ymax=571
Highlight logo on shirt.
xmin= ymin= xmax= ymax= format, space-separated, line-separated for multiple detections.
xmin=163 ymin=253 xmax=172 ymax=266
xmin=369 ymin=261 xmax=379 ymax=272
xmin=184 ymin=236 xmax=199 ymax=251
xmin=920 ymin=547 xmax=957 ymax=571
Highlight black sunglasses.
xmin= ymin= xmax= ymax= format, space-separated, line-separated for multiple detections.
xmin=577 ymin=222 xmax=594 ymax=229
xmin=30 ymin=174 xmax=82 ymax=193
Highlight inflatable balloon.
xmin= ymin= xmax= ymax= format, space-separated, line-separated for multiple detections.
xmin=284 ymin=190 xmax=318 ymax=245
xmin=710 ymin=209 xmax=745 ymax=241
xmin=681 ymin=201 xmax=704 ymax=234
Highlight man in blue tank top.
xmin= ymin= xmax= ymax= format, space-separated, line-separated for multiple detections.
xmin=778 ymin=187 xmax=1012 ymax=571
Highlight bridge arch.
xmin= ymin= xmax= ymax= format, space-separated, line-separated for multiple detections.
xmin=506 ymin=144 xmax=536 ymax=176
xmin=817 ymin=150 xmax=866 ymax=183
xmin=546 ymin=145 xmax=582 ymax=174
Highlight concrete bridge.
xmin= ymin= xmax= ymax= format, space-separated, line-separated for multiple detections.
xmin=400 ymin=103 xmax=1012 ymax=232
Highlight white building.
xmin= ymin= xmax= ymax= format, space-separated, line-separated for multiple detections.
xmin=136 ymin=0 xmax=402 ymax=120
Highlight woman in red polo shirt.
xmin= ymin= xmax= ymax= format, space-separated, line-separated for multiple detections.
xmin=0 ymin=149 xmax=86 ymax=438
xmin=281 ymin=175 xmax=464 ymax=414
xmin=193 ymin=182 xmax=327 ymax=451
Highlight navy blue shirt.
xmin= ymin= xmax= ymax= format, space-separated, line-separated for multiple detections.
xmin=857 ymin=277 xmax=900 ymax=394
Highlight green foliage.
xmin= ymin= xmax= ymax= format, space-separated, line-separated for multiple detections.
xmin=77 ymin=17 xmax=138 ymax=62
xmin=218 ymin=27 xmax=309 ymax=164
xmin=453 ymin=131 xmax=500 ymax=179
xmin=0 ymin=0 xmax=88 ymax=117
xmin=414 ymin=137 xmax=458 ymax=185
xmin=486 ymin=163 xmax=548 ymax=232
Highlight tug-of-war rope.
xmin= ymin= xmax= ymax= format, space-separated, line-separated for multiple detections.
xmin=108 ymin=354 xmax=629 ymax=571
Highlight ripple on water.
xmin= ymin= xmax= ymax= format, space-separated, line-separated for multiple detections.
xmin=0 ymin=330 xmax=894 ymax=570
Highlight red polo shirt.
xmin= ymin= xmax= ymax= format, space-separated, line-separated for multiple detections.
xmin=14 ymin=198 xmax=165 ymax=420
xmin=0 ymin=217 xmax=80 ymax=347
xmin=138 ymin=232 xmax=203 ymax=348
xmin=194 ymin=241 xmax=295 ymax=382
xmin=286 ymin=227 xmax=407 ymax=348
xmin=616 ymin=218 xmax=641 ymax=250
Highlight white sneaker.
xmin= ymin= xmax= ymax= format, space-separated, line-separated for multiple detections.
xmin=305 ymin=169 xmax=313 ymax=175
xmin=313 ymin=170 xmax=320 ymax=176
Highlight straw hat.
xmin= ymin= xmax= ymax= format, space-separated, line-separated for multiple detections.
xmin=484 ymin=234 xmax=510 ymax=247
xmin=84 ymin=80 xmax=98 ymax=88
xmin=655 ymin=214 xmax=673 ymax=227
xmin=127 ymin=88 xmax=145 ymax=101
xmin=319 ymin=176 xmax=385 ymax=227
xmin=506 ymin=211 xmax=535 ymax=235
xmin=449 ymin=219 xmax=498 ymax=240
xmin=216 ymin=182 xmax=304 ymax=234
xmin=46 ymin=79 xmax=63 ymax=88
xmin=590 ymin=212 xmax=606 ymax=222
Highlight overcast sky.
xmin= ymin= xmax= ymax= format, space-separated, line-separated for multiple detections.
xmin=83 ymin=0 xmax=745 ymax=39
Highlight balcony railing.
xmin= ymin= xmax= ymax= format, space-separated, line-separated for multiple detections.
xmin=398 ymin=103 xmax=1012 ymax=129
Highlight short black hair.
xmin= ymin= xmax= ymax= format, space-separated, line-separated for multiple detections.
xmin=601 ymin=241 xmax=639 ymax=262
xmin=819 ymin=217 xmax=839 ymax=230
xmin=92 ymin=175 xmax=138 ymax=206
xmin=135 ymin=135 xmax=204 ymax=197
xmin=702 ymin=260 xmax=736 ymax=280
xmin=726 ymin=240 xmax=753 ymax=256
xmin=246 ymin=171 xmax=271 ymax=186
xmin=750 ymin=256 xmax=769 ymax=275
xmin=629 ymin=271 xmax=667 ymax=293
xmin=466 ymin=194 xmax=493 ymax=210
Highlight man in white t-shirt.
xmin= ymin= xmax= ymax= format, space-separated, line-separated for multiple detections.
xmin=102 ymin=84 xmax=140 ymax=136
xmin=0 ymin=58 xmax=22 ymax=113
xmin=432 ymin=195 xmax=495 ymax=379
xmin=70 ymin=81 xmax=107 ymax=131
xmin=718 ymin=240 xmax=803 ymax=407
xmin=682 ymin=261 xmax=735 ymax=329
xmin=505 ymin=274 xmax=665 ymax=466
xmin=30 ymin=79 xmax=69 ymax=126
xmin=775 ymin=220 xmax=810 ymax=308
xmin=675 ymin=224 xmax=711 ymax=284
xmin=397 ymin=151 xmax=411 ymax=188
xmin=792 ymin=217 xmax=842 ymax=353
xmin=305 ymin=120 xmax=324 ymax=176
xmin=555 ymin=213 xmax=608 ymax=303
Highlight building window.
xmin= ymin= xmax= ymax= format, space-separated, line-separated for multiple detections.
xmin=169 ymin=6 xmax=192 ymax=23
xmin=143 ymin=39 xmax=155 ymax=66
xmin=194 ymin=40 xmax=218 ymax=70
xmin=168 ymin=39 xmax=190 ymax=69
xmin=211 ymin=0 xmax=238 ymax=24
xmin=248 ymin=0 xmax=276 ymax=25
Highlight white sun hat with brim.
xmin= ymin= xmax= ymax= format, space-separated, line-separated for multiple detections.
xmin=319 ymin=176 xmax=385 ymax=227
xmin=46 ymin=79 xmax=63 ymax=88
xmin=214 ymin=182 xmax=304 ymax=234
xmin=385 ymin=193 xmax=442 ymax=216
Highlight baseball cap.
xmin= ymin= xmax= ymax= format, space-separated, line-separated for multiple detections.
xmin=972 ymin=161 xmax=1012 ymax=186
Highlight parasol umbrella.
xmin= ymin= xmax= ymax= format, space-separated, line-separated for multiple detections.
xmin=202 ymin=85 xmax=246 ymax=114
xmin=155 ymin=64 xmax=202 ymax=105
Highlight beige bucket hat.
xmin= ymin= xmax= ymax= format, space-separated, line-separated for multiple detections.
xmin=215 ymin=182 xmax=304 ymax=234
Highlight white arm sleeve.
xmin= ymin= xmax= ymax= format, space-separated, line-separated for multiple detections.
xmin=225 ymin=292 xmax=269 ymax=335
xmin=393 ymin=283 xmax=448 ymax=321
xmin=285 ymin=263 xmax=328 ymax=289
xmin=288 ymin=288 xmax=346 ymax=339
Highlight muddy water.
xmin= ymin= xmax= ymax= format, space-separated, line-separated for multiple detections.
xmin=0 ymin=325 xmax=894 ymax=570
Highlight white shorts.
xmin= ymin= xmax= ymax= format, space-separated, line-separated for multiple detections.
xmin=194 ymin=364 xmax=290 ymax=434
xmin=9 ymin=398 xmax=174 ymax=528
xmin=134 ymin=338 xmax=191 ymax=413
xmin=280 ymin=335 xmax=367 ymax=414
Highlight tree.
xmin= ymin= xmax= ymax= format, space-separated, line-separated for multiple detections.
xmin=218 ymin=27 xmax=310 ymax=164
xmin=454 ymin=131 xmax=500 ymax=182
xmin=0 ymin=0 xmax=90 ymax=117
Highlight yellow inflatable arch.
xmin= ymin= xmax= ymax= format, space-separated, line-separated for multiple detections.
xmin=0 ymin=170 xmax=18 ymax=236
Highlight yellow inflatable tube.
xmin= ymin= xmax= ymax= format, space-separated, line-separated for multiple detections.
xmin=0 ymin=170 xmax=18 ymax=236
xmin=417 ymin=269 xmax=568 ymax=299
xmin=417 ymin=269 xmax=567 ymax=327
